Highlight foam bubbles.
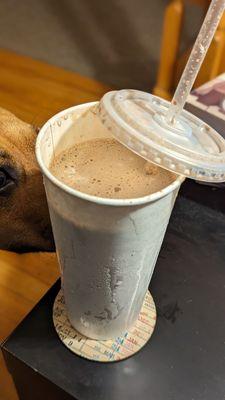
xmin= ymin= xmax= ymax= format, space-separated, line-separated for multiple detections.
xmin=50 ymin=138 xmax=176 ymax=199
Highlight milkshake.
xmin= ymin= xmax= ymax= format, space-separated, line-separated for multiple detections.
xmin=36 ymin=102 xmax=183 ymax=340
xmin=50 ymin=138 xmax=175 ymax=199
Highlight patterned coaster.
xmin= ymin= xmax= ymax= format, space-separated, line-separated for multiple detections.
xmin=53 ymin=289 xmax=156 ymax=362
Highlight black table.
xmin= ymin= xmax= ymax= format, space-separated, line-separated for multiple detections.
xmin=2 ymin=180 xmax=225 ymax=400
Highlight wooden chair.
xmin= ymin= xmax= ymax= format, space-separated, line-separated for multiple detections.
xmin=153 ymin=0 xmax=225 ymax=100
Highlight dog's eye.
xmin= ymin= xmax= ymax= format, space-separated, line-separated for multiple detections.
xmin=0 ymin=170 xmax=7 ymax=188
xmin=0 ymin=168 xmax=15 ymax=193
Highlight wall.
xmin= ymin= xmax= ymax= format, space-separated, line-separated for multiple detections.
xmin=0 ymin=0 xmax=202 ymax=90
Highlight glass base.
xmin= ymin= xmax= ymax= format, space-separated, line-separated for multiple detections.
xmin=53 ymin=288 xmax=157 ymax=362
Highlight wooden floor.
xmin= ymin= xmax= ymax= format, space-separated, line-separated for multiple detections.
xmin=0 ymin=49 xmax=109 ymax=400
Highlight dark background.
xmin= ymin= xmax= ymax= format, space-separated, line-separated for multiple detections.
xmin=0 ymin=0 xmax=203 ymax=89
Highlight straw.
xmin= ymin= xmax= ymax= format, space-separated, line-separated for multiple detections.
xmin=166 ymin=0 xmax=225 ymax=124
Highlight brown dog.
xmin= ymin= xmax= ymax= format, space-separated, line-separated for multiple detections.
xmin=0 ymin=107 xmax=55 ymax=252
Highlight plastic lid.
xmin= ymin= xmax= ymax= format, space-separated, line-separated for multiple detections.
xmin=98 ymin=89 xmax=225 ymax=182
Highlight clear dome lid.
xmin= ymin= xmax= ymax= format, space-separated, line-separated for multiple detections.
xmin=98 ymin=89 xmax=225 ymax=182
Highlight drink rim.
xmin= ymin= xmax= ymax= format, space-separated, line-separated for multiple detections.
xmin=36 ymin=102 xmax=184 ymax=207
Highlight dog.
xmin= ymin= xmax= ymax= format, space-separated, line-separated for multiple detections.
xmin=0 ymin=107 xmax=55 ymax=252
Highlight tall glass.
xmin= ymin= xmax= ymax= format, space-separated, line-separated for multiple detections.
xmin=36 ymin=103 xmax=184 ymax=340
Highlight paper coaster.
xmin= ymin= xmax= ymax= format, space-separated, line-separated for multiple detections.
xmin=53 ymin=289 xmax=156 ymax=362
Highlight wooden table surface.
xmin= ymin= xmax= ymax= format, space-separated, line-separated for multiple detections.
xmin=0 ymin=49 xmax=110 ymax=400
